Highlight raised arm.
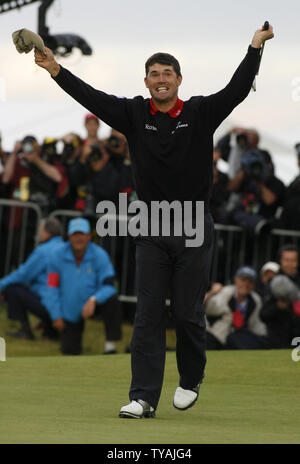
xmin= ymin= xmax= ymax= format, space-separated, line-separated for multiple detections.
xmin=203 ymin=24 xmax=274 ymax=131
xmin=34 ymin=47 xmax=134 ymax=135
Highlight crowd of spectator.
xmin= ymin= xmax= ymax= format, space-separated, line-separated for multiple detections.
xmin=0 ymin=118 xmax=299 ymax=353
xmin=204 ymin=244 xmax=300 ymax=350
xmin=0 ymin=113 xmax=135 ymax=216
xmin=1 ymin=121 xmax=300 ymax=231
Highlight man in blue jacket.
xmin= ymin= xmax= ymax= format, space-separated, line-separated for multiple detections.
xmin=0 ymin=217 xmax=63 ymax=340
xmin=46 ymin=217 xmax=122 ymax=355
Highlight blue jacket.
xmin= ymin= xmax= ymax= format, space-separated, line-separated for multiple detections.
xmin=45 ymin=241 xmax=117 ymax=323
xmin=0 ymin=236 xmax=63 ymax=308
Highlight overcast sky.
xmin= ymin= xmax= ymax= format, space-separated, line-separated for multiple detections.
xmin=1 ymin=0 xmax=299 ymax=172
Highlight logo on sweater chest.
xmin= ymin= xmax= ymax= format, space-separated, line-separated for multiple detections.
xmin=145 ymin=124 xmax=158 ymax=131
xmin=145 ymin=121 xmax=189 ymax=135
xmin=171 ymin=121 xmax=189 ymax=135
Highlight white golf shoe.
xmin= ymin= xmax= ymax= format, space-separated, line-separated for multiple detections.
xmin=173 ymin=385 xmax=200 ymax=411
xmin=119 ymin=399 xmax=156 ymax=419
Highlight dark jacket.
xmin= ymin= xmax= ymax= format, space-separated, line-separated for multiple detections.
xmin=52 ymin=46 xmax=261 ymax=213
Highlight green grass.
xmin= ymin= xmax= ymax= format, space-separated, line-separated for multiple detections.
xmin=0 ymin=351 xmax=299 ymax=444
xmin=0 ymin=308 xmax=300 ymax=444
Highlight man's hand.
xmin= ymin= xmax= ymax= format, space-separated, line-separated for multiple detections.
xmin=13 ymin=141 xmax=22 ymax=154
xmin=251 ymin=24 xmax=274 ymax=49
xmin=82 ymin=297 xmax=97 ymax=320
xmin=52 ymin=318 xmax=65 ymax=332
xmin=203 ymin=282 xmax=223 ymax=305
xmin=34 ymin=46 xmax=60 ymax=77
xmin=23 ymin=151 xmax=39 ymax=164
xmin=211 ymin=282 xmax=223 ymax=295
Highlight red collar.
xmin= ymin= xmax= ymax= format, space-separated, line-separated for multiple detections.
xmin=150 ymin=98 xmax=184 ymax=118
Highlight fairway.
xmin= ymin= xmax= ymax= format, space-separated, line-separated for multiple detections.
xmin=0 ymin=350 xmax=299 ymax=444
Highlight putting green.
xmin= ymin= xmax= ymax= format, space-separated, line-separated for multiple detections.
xmin=0 ymin=350 xmax=299 ymax=444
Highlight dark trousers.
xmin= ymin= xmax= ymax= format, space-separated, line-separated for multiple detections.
xmin=60 ymin=294 xmax=122 ymax=355
xmin=226 ymin=329 xmax=270 ymax=350
xmin=129 ymin=214 xmax=214 ymax=410
xmin=3 ymin=284 xmax=53 ymax=333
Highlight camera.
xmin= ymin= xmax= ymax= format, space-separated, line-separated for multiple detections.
xmin=241 ymin=149 xmax=269 ymax=182
xmin=61 ymin=142 xmax=76 ymax=161
xmin=107 ymin=135 xmax=121 ymax=150
xmin=236 ymin=132 xmax=249 ymax=149
xmin=22 ymin=141 xmax=34 ymax=154
xmin=21 ymin=135 xmax=37 ymax=155
xmin=43 ymin=34 xmax=92 ymax=58
xmin=88 ymin=143 xmax=103 ymax=162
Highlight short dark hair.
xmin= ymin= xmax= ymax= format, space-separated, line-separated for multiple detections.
xmin=278 ymin=243 xmax=299 ymax=260
xmin=145 ymin=52 xmax=181 ymax=77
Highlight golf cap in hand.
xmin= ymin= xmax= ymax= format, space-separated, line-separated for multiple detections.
xmin=12 ymin=28 xmax=45 ymax=54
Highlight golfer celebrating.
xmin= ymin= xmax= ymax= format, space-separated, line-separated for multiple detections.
xmin=35 ymin=23 xmax=274 ymax=418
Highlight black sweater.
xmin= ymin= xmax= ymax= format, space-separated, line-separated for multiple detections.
xmin=52 ymin=46 xmax=260 ymax=210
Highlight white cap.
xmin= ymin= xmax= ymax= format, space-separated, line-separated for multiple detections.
xmin=260 ymin=261 xmax=280 ymax=276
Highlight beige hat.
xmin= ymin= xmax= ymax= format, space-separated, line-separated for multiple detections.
xmin=260 ymin=261 xmax=280 ymax=276
xmin=12 ymin=28 xmax=45 ymax=54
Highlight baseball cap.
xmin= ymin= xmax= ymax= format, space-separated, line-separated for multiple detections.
xmin=68 ymin=218 xmax=91 ymax=235
xmin=235 ymin=266 xmax=257 ymax=282
xmin=260 ymin=261 xmax=280 ymax=276
xmin=85 ymin=113 xmax=99 ymax=123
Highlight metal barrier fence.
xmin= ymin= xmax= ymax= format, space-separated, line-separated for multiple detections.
xmin=0 ymin=199 xmax=42 ymax=276
xmin=1 ymin=199 xmax=300 ymax=304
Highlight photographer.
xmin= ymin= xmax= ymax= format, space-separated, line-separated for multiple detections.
xmin=224 ymin=147 xmax=285 ymax=233
xmin=45 ymin=133 xmax=83 ymax=210
xmin=103 ymin=128 xmax=136 ymax=201
xmin=279 ymin=143 xmax=300 ymax=231
xmin=69 ymin=115 xmax=120 ymax=213
xmin=2 ymin=135 xmax=62 ymax=214
xmin=209 ymin=147 xmax=229 ymax=223
xmin=217 ymin=127 xmax=261 ymax=179
xmin=260 ymin=245 xmax=300 ymax=348
xmin=70 ymin=139 xmax=120 ymax=214
xmin=84 ymin=113 xmax=101 ymax=146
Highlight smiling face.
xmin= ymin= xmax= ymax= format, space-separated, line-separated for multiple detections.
xmin=144 ymin=63 xmax=182 ymax=108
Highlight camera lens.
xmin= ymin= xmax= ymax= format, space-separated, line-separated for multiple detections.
xmin=22 ymin=142 xmax=34 ymax=153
